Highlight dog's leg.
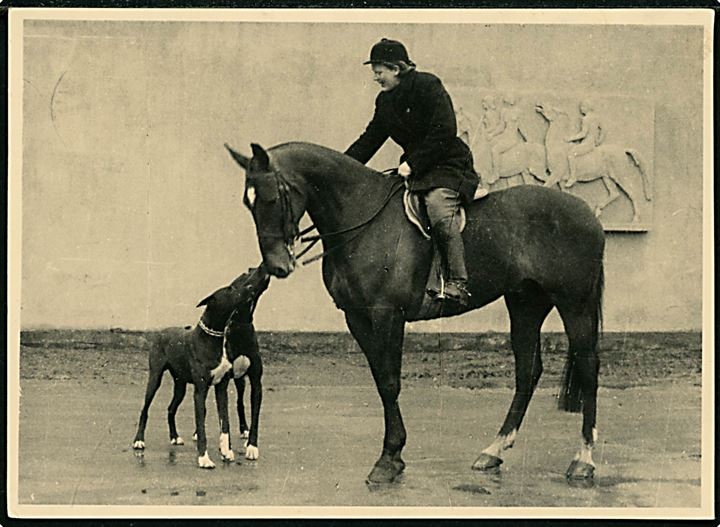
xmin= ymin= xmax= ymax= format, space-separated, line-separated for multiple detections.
xmin=234 ymin=376 xmax=249 ymax=438
xmin=193 ymin=383 xmax=214 ymax=468
xmin=245 ymin=356 xmax=263 ymax=460
xmin=168 ymin=380 xmax=187 ymax=445
xmin=133 ymin=366 xmax=164 ymax=450
xmin=214 ymin=377 xmax=235 ymax=462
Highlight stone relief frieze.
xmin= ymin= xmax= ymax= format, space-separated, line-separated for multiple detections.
xmin=453 ymin=89 xmax=654 ymax=231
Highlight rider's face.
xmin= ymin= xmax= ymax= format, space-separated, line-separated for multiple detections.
xmin=372 ymin=64 xmax=401 ymax=92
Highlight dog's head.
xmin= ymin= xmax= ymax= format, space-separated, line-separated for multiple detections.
xmin=196 ymin=265 xmax=271 ymax=322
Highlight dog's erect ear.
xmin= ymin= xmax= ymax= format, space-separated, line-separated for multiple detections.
xmin=225 ymin=143 xmax=250 ymax=170
xmin=196 ymin=292 xmax=215 ymax=308
xmin=250 ymin=143 xmax=270 ymax=171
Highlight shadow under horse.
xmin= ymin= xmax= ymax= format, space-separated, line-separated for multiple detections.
xmin=226 ymin=141 xmax=605 ymax=485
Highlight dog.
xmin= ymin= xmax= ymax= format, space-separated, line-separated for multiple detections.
xmin=132 ymin=266 xmax=270 ymax=468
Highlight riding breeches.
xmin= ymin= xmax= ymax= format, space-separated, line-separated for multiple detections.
xmin=424 ymin=188 xmax=468 ymax=283
xmin=424 ymin=188 xmax=463 ymax=228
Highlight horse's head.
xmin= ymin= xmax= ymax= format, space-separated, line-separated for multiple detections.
xmin=225 ymin=143 xmax=307 ymax=278
xmin=196 ymin=266 xmax=271 ymax=324
xmin=535 ymin=102 xmax=568 ymax=123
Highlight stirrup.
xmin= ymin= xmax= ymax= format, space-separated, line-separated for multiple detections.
xmin=436 ymin=280 xmax=470 ymax=306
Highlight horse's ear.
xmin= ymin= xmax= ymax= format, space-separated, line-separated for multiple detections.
xmin=250 ymin=143 xmax=270 ymax=171
xmin=225 ymin=143 xmax=250 ymax=170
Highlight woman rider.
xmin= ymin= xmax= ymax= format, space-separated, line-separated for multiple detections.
xmin=345 ymin=38 xmax=480 ymax=307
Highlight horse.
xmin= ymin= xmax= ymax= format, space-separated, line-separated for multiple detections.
xmin=535 ymin=103 xmax=653 ymax=222
xmin=470 ymin=130 xmax=547 ymax=188
xmin=225 ymin=141 xmax=605 ymax=485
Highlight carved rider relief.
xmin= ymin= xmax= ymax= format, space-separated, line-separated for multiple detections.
xmin=453 ymin=90 xmax=654 ymax=232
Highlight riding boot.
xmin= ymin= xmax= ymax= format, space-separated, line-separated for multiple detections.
xmin=432 ymin=217 xmax=470 ymax=307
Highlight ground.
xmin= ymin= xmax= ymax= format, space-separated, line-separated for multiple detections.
xmin=14 ymin=330 xmax=703 ymax=509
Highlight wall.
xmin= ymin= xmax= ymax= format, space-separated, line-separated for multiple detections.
xmin=18 ymin=17 xmax=707 ymax=332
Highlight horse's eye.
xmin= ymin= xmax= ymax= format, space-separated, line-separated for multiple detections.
xmin=246 ymin=186 xmax=257 ymax=207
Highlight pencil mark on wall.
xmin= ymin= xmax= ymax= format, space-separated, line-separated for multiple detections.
xmin=50 ymin=70 xmax=68 ymax=145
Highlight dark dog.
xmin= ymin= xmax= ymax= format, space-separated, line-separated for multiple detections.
xmin=132 ymin=266 xmax=270 ymax=468
xmin=224 ymin=300 xmax=264 ymax=460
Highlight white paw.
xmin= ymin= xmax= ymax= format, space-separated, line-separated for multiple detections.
xmin=240 ymin=430 xmax=250 ymax=439
xmin=245 ymin=444 xmax=259 ymax=460
xmin=133 ymin=440 xmax=145 ymax=450
xmin=170 ymin=437 xmax=185 ymax=446
xmin=219 ymin=433 xmax=234 ymax=461
xmin=198 ymin=451 xmax=215 ymax=469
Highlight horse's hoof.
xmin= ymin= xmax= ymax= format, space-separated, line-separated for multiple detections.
xmin=192 ymin=433 xmax=198 ymax=442
xmin=366 ymin=458 xmax=402 ymax=484
xmin=565 ymin=459 xmax=595 ymax=480
xmin=133 ymin=440 xmax=146 ymax=450
xmin=170 ymin=437 xmax=184 ymax=446
xmin=392 ymin=455 xmax=406 ymax=475
xmin=198 ymin=452 xmax=216 ymax=469
xmin=220 ymin=449 xmax=235 ymax=462
xmin=245 ymin=445 xmax=259 ymax=460
xmin=471 ymin=453 xmax=503 ymax=472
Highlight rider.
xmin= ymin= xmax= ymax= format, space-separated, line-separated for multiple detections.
xmin=565 ymin=100 xmax=604 ymax=187
xmin=345 ymin=38 xmax=480 ymax=307
xmin=487 ymin=94 xmax=526 ymax=180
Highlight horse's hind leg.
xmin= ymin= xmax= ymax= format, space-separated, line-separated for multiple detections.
xmin=167 ymin=379 xmax=186 ymax=445
xmin=557 ymin=304 xmax=600 ymax=481
xmin=473 ymin=286 xmax=552 ymax=471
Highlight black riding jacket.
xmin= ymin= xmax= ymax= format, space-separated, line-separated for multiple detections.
xmin=345 ymin=70 xmax=479 ymax=204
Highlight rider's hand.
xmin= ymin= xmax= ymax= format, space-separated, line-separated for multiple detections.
xmin=398 ymin=162 xmax=412 ymax=179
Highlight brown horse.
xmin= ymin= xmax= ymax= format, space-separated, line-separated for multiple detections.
xmin=226 ymin=141 xmax=605 ymax=485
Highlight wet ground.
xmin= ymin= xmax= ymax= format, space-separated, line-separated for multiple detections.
xmin=15 ymin=330 xmax=703 ymax=509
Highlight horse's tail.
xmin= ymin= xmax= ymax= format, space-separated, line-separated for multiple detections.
xmin=625 ymin=149 xmax=653 ymax=201
xmin=558 ymin=263 xmax=604 ymax=413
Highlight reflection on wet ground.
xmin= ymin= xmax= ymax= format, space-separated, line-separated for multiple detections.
xmin=17 ymin=381 xmax=703 ymax=509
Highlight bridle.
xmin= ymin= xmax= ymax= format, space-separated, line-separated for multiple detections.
xmin=252 ymin=171 xmax=301 ymax=250
xmin=253 ymin=168 xmax=404 ymax=266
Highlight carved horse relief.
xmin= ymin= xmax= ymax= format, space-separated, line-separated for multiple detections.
xmin=457 ymin=100 xmax=546 ymax=187
xmin=453 ymin=89 xmax=654 ymax=231
xmin=535 ymin=103 xmax=653 ymax=223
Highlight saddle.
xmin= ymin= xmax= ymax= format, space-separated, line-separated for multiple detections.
xmin=403 ymin=186 xmax=489 ymax=319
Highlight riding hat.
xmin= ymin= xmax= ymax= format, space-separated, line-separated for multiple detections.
xmin=364 ymin=38 xmax=415 ymax=66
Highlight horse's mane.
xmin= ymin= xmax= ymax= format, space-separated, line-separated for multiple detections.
xmin=269 ymin=141 xmax=389 ymax=182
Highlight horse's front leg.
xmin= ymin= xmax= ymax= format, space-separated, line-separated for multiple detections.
xmin=345 ymin=308 xmax=406 ymax=484
xmin=214 ymin=376 xmax=235 ymax=462
xmin=244 ymin=355 xmax=263 ymax=460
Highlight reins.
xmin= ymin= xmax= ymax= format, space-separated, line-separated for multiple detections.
xmin=294 ymin=171 xmax=404 ymax=265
